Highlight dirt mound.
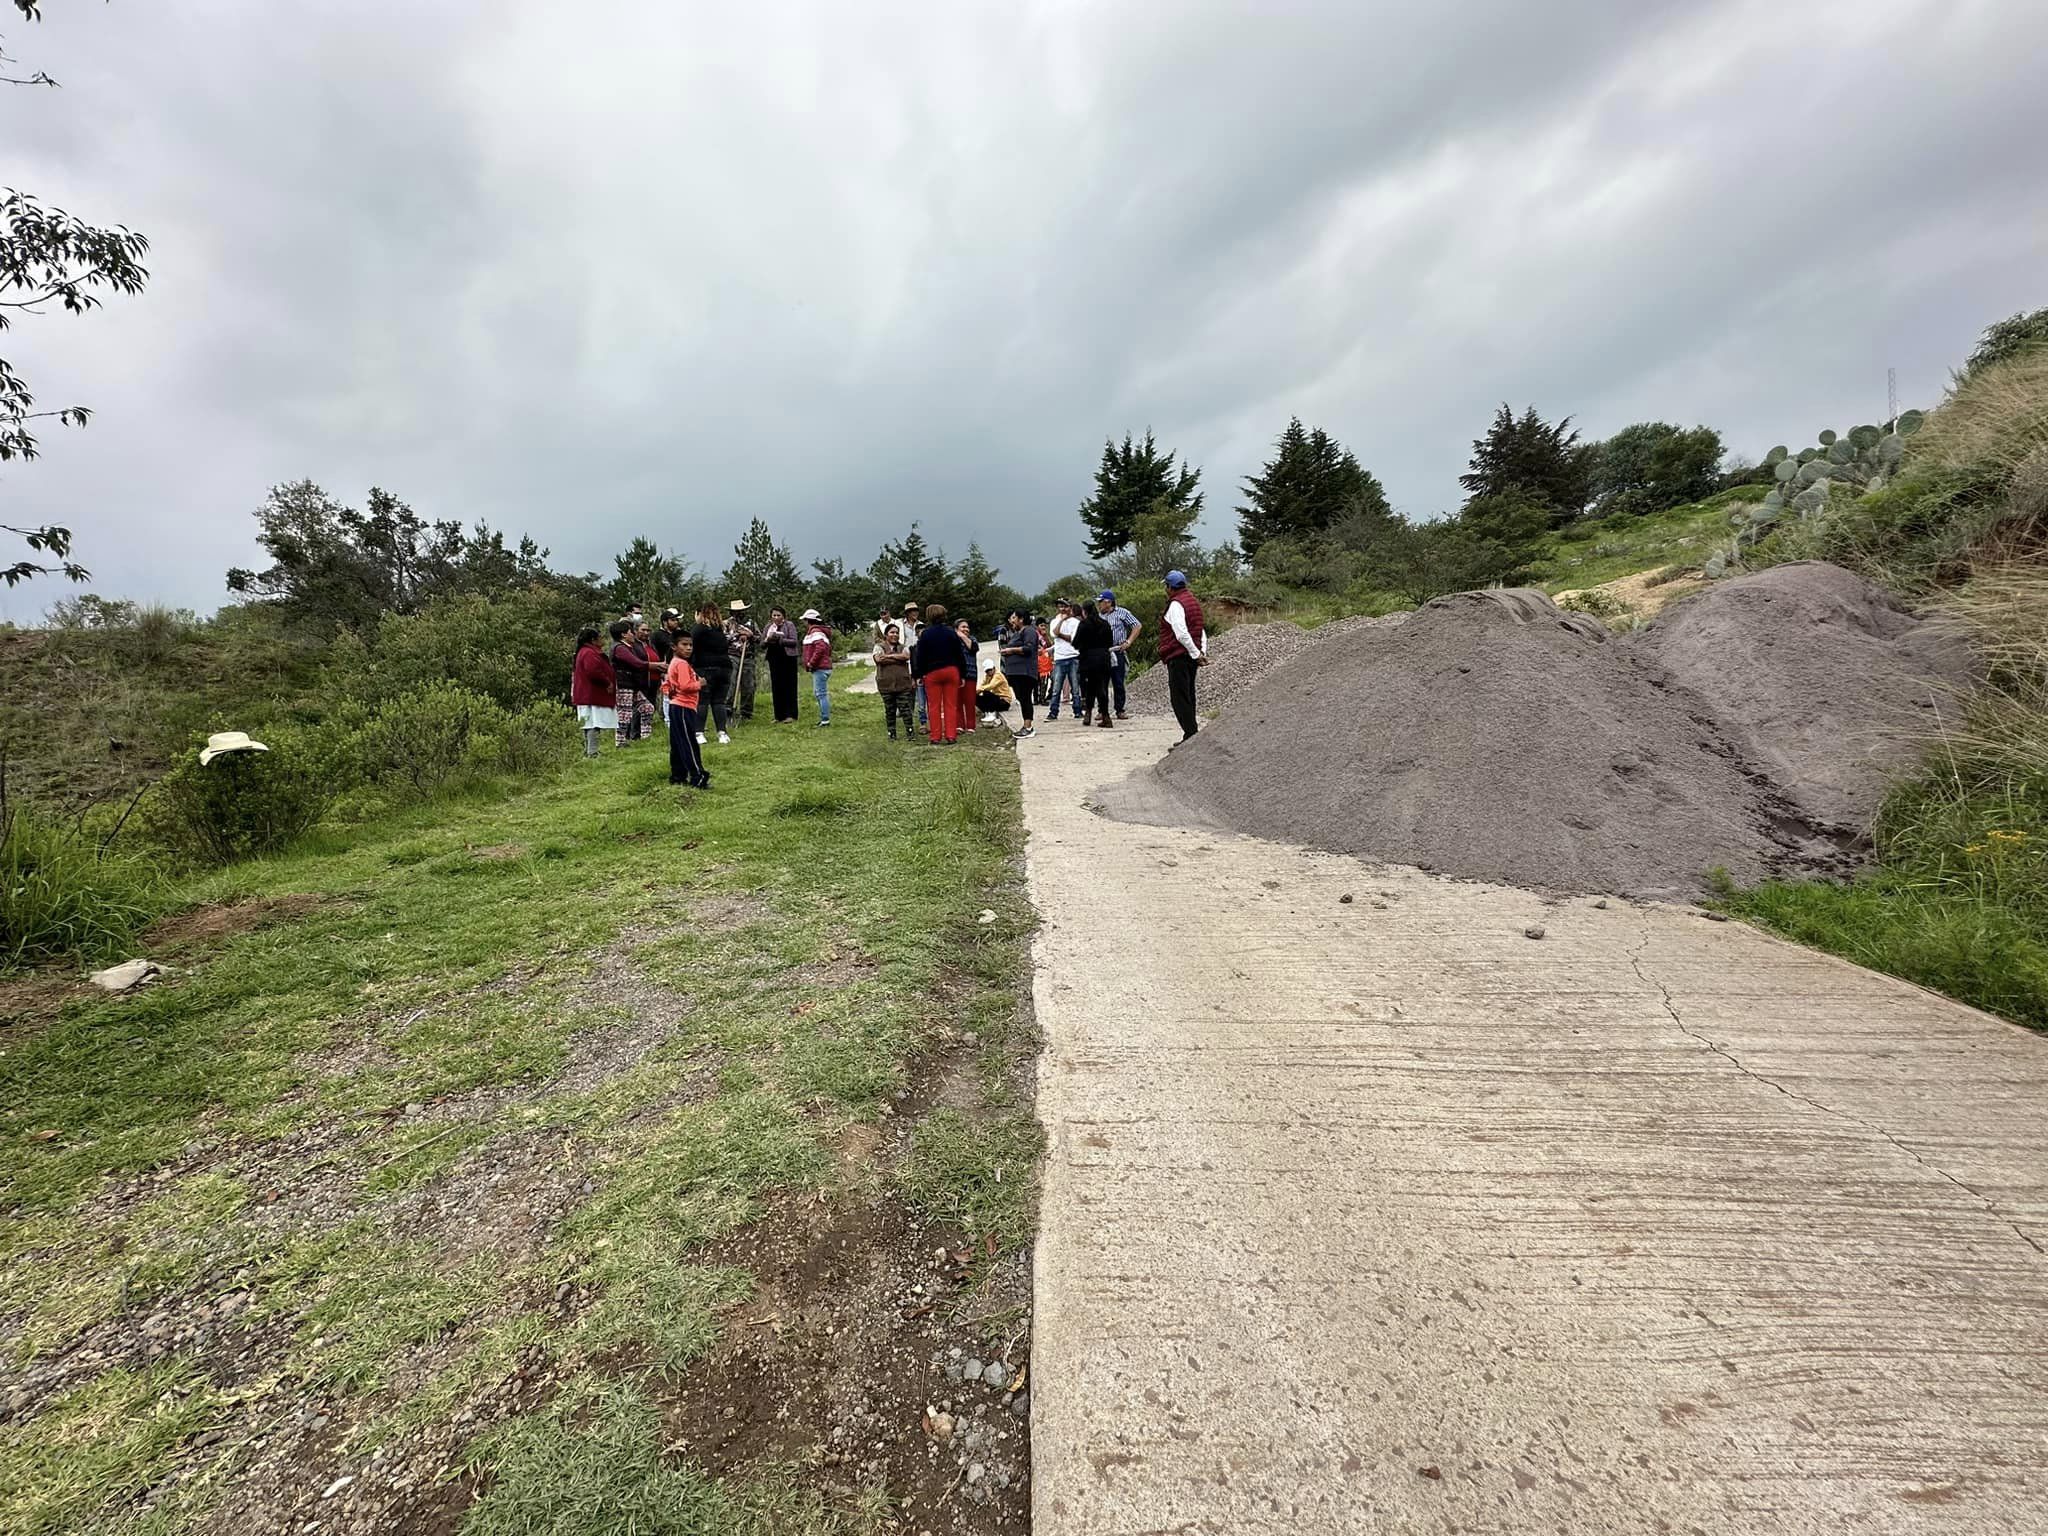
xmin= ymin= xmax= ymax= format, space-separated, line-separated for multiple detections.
xmin=1636 ymin=562 xmax=1975 ymax=831
xmin=1101 ymin=577 xmax=1907 ymax=899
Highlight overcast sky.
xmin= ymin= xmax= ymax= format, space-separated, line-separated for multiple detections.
xmin=5 ymin=0 xmax=2045 ymax=619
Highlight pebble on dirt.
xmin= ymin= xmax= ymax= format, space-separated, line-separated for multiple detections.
xmin=1524 ymin=926 xmax=1546 ymax=940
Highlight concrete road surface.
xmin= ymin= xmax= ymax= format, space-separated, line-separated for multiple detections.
xmin=1023 ymin=714 xmax=2048 ymax=1534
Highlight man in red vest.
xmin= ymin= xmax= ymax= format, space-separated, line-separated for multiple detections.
xmin=1156 ymin=568 xmax=1207 ymax=741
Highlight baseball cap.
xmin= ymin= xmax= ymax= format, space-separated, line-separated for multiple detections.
xmin=658 ymin=607 xmax=681 ymax=622
xmin=1098 ymin=589 xmax=1116 ymax=603
xmin=1165 ymin=569 xmax=1188 ymax=589
xmin=800 ymin=608 xmax=821 ymax=621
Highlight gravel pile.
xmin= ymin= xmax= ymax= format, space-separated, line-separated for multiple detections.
xmin=1126 ymin=611 xmax=1411 ymax=720
xmin=1636 ymin=562 xmax=1974 ymax=832
xmin=1124 ymin=619 xmax=1323 ymax=716
xmin=1102 ymin=565 xmax=1966 ymax=899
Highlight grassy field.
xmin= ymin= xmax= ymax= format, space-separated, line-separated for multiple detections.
xmin=0 ymin=683 xmax=1040 ymax=1534
xmin=1525 ymin=484 xmax=1769 ymax=594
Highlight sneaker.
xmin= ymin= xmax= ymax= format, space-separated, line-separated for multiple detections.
xmin=717 ymin=731 xmax=730 ymax=745
xmin=695 ymin=732 xmax=707 ymax=745
xmin=818 ymin=719 xmax=831 ymax=727
xmin=1016 ymin=726 xmax=1036 ymax=739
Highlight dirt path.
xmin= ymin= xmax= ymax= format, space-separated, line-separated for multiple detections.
xmin=1022 ymin=715 xmax=2048 ymax=1533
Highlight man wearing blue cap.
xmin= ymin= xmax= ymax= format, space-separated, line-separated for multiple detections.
xmin=1157 ymin=569 xmax=1207 ymax=741
xmin=1095 ymin=590 xmax=1141 ymax=720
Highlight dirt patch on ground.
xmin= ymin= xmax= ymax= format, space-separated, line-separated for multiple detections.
xmin=142 ymin=892 xmax=335 ymax=957
xmin=659 ymin=1187 xmax=1031 ymax=1533
xmin=1556 ymin=565 xmax=1709 ymax=619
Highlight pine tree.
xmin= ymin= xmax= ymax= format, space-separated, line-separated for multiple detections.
xmin=1077 ymin=431 xmax=1204 ymax=558
xmin=1236 ymin=417 xmax=1392 ymax=555
xmin=869 ymin=523 xmax=952 ymax=607
xmin=606 ymin=536 xmax=690 ymax=614
xmin=1458 ymin=404 xmax=1592 ymax=527
xmin=721 ymin=516 xmax=805 ymax=608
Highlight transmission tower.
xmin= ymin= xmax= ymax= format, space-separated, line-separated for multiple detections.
xmin=1887 ymin=367 xmax=1898 ymax=430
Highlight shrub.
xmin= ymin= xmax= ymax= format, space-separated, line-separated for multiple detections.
xmin=334 ymin=591 xmax=578 ymax=712
xmin=0 ymin=798 xmax=159 ymax=969
xmin=144 ymin=726 xmax=347 ymax=865
xmin=351 ymin=683 xmax=501 ymax=801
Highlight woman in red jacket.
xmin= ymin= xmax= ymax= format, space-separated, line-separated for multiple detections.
xmin=570 ymin=627 xmax=617 ymax=757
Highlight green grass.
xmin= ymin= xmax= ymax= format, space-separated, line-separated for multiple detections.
xmin=0 ymin=674 xmax=1034 ymax=1532
xmin=1719 ymin=749 xmax=2048 ymax=1030
xmin=459 ymin=1377 xmax=885 ymax=1536
xmin=0 ymin=1360 xmax=222 ymax=1536
xmin=1527 ymin=485 xmax=1768 ymax=592
xmin=902 ymin=1107 xmax=1043 ymax=1249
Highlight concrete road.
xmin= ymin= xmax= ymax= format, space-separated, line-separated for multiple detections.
xmin=1023 ymin=715 xmax=2048 ymax=1534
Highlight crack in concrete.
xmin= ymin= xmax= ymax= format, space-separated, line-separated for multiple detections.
xmin=1627 ymin=925 xmax=2045 ymax=1260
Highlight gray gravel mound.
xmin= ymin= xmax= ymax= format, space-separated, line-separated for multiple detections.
xmin=1102 ymin=571 xmax=1961 ymax=898
xmin=1634 ymin=562 xmax=1975 ymax=832
xmin=1125 ymin=611 xmax=1410 ymax=719
xmin=1124 ymin=620 xmax=1321 ymax=716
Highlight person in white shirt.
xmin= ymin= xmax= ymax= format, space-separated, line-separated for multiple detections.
xmin=1047 ymin=599 xmax=1083 ymax=720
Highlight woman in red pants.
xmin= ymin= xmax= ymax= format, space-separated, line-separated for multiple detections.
xmin=953 ymin=618 xmax=979 ymax=731
xmin=910 ymin=604 xmax=972 ymax=743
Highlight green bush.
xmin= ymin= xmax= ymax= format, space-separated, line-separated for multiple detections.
xmin=334 ymin=591 xmax=578 ymax=711
xmin=0 ymin=800 xmax=160 ymax=970
xmin=143 ymin=726 xmax=348 ymax=866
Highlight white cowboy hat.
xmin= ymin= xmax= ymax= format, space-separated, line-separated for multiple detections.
xmin=199 ymin=730 xmax=269 ymax=766
xmin=800 ymin=608 xmax=822 ymax=621
xmin=729 ymin=598 xmax=750 ymax=611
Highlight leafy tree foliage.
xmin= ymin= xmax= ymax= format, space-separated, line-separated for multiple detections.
xmin=807 ymin=557 xmax=884 ymax=631
xmin=225 ymin=481 xmax=574 ymax=632
xmin=1459 ymin=404 xmax=1592 ymax=528
xmin=867 ymin=523 xmax=952 ymax=608
xmin=1960 ymin=305 xmax=2048 ymax=384
xmin=1588 ymin=422 xmax=1723 ymax=518
xmin=720 ymin=516 xmax=805 ymax=610
xmin=1077 ymin=431 xmax=1204 ymax=558
xmin=606 ymin=536 xmax=705 ymax=616
xmin=1237 ymin=417 xmax=1392 ymax=556
xmin=3 ymin=16 xmax=152 ymax=585
xmin=950 ymin=542 xmax=1025 ymax=631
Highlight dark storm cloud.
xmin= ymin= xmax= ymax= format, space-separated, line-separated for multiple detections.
xmin=3 ymin=0 xmax=2044 ymax=619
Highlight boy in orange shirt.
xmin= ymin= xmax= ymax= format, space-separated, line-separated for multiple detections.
xmin=661 ymin=635 xmax=711 ymax=789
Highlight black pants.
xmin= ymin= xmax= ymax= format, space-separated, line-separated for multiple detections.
xmin=1167 ymin=655 xmax=1199 ymax=739
xmin=882 ymin=689 xmax=916 ymax=737
xmin=1080 ymin=666 xmax=1112 ymax=721
xmin=698 ymin=667 xmax=732 ymax=734
xmin=1004 ymin=676 xmax=1034 ymax=723
xmin=667 ymin=704 xmax=708 ymax=785
xmin=767 ymin=650 xmax=799 ymax=721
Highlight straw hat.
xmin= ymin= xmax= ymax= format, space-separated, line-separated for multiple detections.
xmin=729 ymin=598 xmax=750 ymax=611
xmin=199 ymin=730 xmax=269 ymax=766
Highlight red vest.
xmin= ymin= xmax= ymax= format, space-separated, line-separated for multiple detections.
xmin=1157 ymin=589 xmax=1205 ymax=660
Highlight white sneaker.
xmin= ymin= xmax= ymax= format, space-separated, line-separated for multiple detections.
xmin=717 ymin=731 xmax=730 ymax=745
xmin=695 ymin=732 xmax=707 ymax=745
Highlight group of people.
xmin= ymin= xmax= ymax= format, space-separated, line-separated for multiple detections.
xmin=566 ymin=571 xmax=1211 ymax=782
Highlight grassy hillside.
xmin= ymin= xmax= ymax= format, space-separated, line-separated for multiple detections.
xmin=2 ymin=682 xmax=1040 ymax=1534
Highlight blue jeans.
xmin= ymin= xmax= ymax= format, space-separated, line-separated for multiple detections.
xmin=811 ymin=668 xmax=832 ymax=723
xmin=1048 ymin=657 xmax=1080 ymax=716
xmin=1110 ymin=652 xmax=1129 ymax=714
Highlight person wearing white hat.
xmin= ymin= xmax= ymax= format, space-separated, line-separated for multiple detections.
xmin=799 ymin=609 xmax=835 ymax=726
xmin=198 ymin=731 xmax=268 ymax=765
xmin=726 ymin=598 xmax=762 ymax=724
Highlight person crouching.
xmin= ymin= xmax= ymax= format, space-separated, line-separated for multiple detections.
xmin=661 ymin=634 xmax=711 ymax=789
